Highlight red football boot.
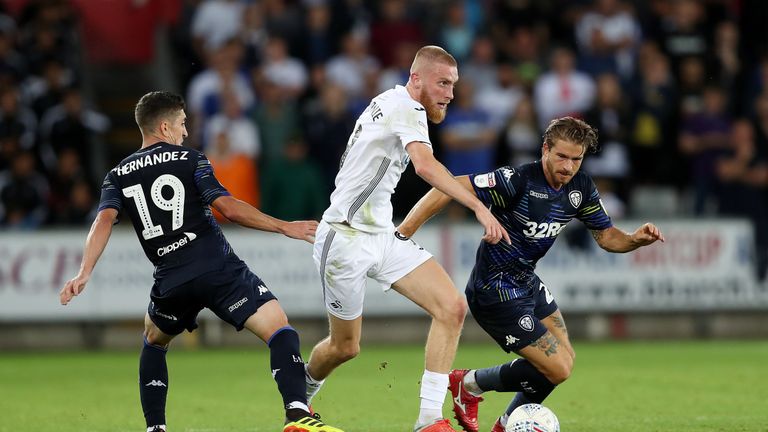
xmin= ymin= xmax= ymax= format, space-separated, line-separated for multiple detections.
xmin=415 ymin=419 xmax=460 ymax=432
xmin=448 ymin=369 xmax=484 ymax=432
xmin=490 ymin=417 xmax=505 ymax=432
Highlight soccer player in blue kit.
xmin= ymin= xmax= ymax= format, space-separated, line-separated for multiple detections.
xmin=59 ymin=91 xmax=343 ymax=432
xmin=396 ymin=117 xmax=665 ymax=432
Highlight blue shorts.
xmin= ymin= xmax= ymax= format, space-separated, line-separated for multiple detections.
xmin=148 ymin=255 xmax=277 ymax=335
xmin=467 ymin=278 xmax=559 ymax=353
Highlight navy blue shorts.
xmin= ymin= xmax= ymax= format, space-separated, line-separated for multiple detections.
xmin=148 ymin=255 xmax=277 ymax=336
xmin=467 ymin=279 xmax=559 ymax=353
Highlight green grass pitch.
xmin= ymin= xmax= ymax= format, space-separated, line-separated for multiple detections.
xmin=2 ymin=341 xmax=767 ymax=431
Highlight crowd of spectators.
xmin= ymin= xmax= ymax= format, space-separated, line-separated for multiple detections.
xmin=1 ymin=0 xmax=767 ymax=277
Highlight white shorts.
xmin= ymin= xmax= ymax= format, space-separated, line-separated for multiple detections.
xmin=312 ymin=220 xmax=433 ymax=320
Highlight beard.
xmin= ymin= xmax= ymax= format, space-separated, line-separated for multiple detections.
xmin=420 ymin=88 xmax=447 ymax=124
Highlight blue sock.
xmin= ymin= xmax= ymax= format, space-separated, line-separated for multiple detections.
xmin=267 ymin=327 xmax=308 ymax=416
xmin=139 ymin=338 xmax=168 ymax=428
xmin=505 ymin=392 xmax=534 ymax=417
xmin=475 ymin=358 xmax=556 ymax=401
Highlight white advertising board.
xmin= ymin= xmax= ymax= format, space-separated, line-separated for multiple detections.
xmin=0 ymin=219 xmax=765 ymax=321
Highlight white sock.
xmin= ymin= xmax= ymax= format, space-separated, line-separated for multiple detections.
xmin=499 ymin=413 xmax=509 ymax=426
xmin=305 ymin=363 xmax=325 ymax=403
xmin=416 ymin=370 xmax=449 ymax=427
xmin=147 ymin=426 xmax=166 ymax=432
xmin=463 ymin=370 xmax=484 ymax=396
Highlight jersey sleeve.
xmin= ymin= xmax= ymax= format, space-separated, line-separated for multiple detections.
xmin=193 ymin=151 xmax=231 ymax=205
xmin=390 ymin=101 xmax=432 ymax=150
xmin=576 ymin=178 xmax=613 ymax=230
xmin=97 ymin=170 xmax=122 ymax=212
xmin=469 ymin=166 xmax=524 ymax=209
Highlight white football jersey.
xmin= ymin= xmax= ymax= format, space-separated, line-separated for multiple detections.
xmin=322 ymin=85 xmax=432 ymax=233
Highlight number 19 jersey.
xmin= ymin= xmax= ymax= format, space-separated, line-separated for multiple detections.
xmin=323 ymin=85 xmax=432 ymax=233
xmin=98 ymin=142 xmax=233 ymax=291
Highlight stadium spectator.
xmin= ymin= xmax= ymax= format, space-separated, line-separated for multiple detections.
xmin=583 ymin=73 xmax=631 ymax=183
xmin=190 ymin=0 xmax=245 ymax=59
xmin=203 ymin=89 xmax=260 ymax=158
xmin=369 ymin=0 xmax=424 ymax=67
xmin=261 ymin=137 xmax=326 ymax=221
xmin=303 ymin=46 xmax=508 ymax=432
xmin=502 ymin=95 xmax=540 ymax=167
xmin=574 ymin=0 xmax=641 ymax=79
xmin=439 ymin=80 xmax=496 ymax=176
xmin=258 ymin=35 xmax=308 ymax=100
xmin=0 ymin=86 xmax=36 ymax=151
xmin=252 ymin=77 xmax=301 ymax=170
xmin=303 ymin=83 xmax=355 ymax=195
xmin=0 ymin=150 xmax=48 ymax=229
xmin=397 ymin=117 xmax=664 ymax=432
xmin=325 ymin=30 xmax=380 ymax=101
xmin=39 ymin=87 xmax=110 ymax=181
xmin=207 ymin=130 xmax=260 ymax=221
xmin=475 ymin=62 xmax=525 ymax=133
xmin=58 ymin=91 xmax=343 ymax=432
xmin=533 ymin=47 xmax=596 ymax=130
xmin=716 ymin=118 xmax=768 ymax=281
xmin=678 ymin=85 xmax=732 ymax=214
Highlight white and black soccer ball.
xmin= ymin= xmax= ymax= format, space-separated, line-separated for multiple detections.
xmin=505 ymin=403 xmax=560 ymax=432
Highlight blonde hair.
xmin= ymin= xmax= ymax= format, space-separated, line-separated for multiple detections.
xmin=410 ymin=45 xmax=457 ymax=74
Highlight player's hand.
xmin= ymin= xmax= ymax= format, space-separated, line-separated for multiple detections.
xmin=60 ymin=273 xmax=89 ymax=305
xmin=474 ymin=207 xmax=510 ymax=245
xmin=283 ymin=220 xmax=319 ymax=244
xmin=632 ymin=223 xmax=665 ymax=246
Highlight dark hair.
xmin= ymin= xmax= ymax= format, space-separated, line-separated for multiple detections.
xmin=134 ymin=91 xmax=185 ymax=133
xmin=542 ymin=116 xmax=599 ymax=153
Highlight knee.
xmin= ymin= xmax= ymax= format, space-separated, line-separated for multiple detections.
xmin=143 ymin=328 xmax=169 ymax=348
xmin=434 ymin=293 xmax=467 ymax=329
xmin=544 ymin=356 xmax=573 ymax=385
xmin=330 ymin=340 xmax=360 ymax=363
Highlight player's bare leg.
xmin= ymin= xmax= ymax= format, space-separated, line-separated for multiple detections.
xmin=541 ymin=309 xmax=575 ymax=362
xmin=305 ymin=315 xmax=363 ymax=400
xmin=392 ymin=258 xmax=467 ymax=430
xmin=141 ymin=313 xmax=175 ymax=432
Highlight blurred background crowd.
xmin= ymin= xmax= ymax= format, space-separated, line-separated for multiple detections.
xmin=0 ymin=0 xmax=766 ymax=276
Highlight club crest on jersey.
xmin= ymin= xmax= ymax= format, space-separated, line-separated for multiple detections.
xmin=568 ymin=190 xmax=582 ymax=208
xmin=500 ymin=167 xmax=515 ymax=181
xmin=473 ymin=173 xmax=496 ymax=188
xmin=518 ymin=315 xmax=534 ymax=332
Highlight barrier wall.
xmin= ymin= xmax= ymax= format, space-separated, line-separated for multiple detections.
xmin=1 ymin=219 xmax=766 ymax=322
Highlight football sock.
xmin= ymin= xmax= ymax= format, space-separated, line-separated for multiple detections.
xmin=504 ymin=392 xmax=534 ymax=418
xmin=475 ymin=358 xmax=556 ymax=397
xmin=462 ymin=369 xmax=484 ymax=396
xmin=416 ymin=370 xmax=449 ymax=427
xmin=305 ymin=363 xmax=325 ymax=403
xmin=139 ymin=338 xmax=168 ymax=428
xmin=267 ymin=326 xmax=308 ymax=417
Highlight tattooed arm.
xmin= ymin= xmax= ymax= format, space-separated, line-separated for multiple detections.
xmin=591 ymin=223 xmax=665 ymax=253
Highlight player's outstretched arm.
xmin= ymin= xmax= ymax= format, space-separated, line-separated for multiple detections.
xmin=212 ymin=195 xmax=318 ymax=243
xmin=406 ymin=142 xmax=510 ymax=245
xmin=590 ymin=223 xmax=665 ymax=253
xmin=397 ymin=176 xmax=472 ymax=237
xmin=60 ymin=208 xmax=118 ymax=305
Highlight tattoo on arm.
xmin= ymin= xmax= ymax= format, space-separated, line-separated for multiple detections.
xmin=591 ymin=229 xmax=605 ymax=243
xmin=551 ymin=315 xmax=568 ymax=334
xmin=529 ymin=332 xmax=560 ymax=357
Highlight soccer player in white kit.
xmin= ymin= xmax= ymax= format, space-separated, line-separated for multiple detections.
xmin=304 ymin=46 xmax=510 ymax=432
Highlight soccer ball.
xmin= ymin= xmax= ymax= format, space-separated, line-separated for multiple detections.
xmin=505 ymin=403 xmax=560 ymax=432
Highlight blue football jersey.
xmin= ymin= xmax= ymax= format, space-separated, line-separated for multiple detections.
xmin=98 ymin=142 xmax=233 ymax=292
xmin=467 ymin=161 xmax=612 ymax=304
